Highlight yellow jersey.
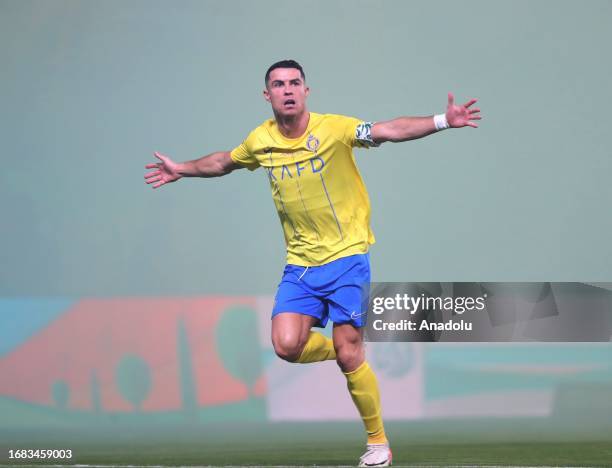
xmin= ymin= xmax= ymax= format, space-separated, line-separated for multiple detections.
xmin=230 ymin=112 xmax=377 ymax=266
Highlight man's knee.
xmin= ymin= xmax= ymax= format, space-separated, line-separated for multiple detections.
xmin=271 ymin=313 xmax=315 ymax=363
xmin=333 ymin=323 xmax=365 ymax=372
xmin=334 ymin=341 xmax=364 ymax=372
xmin=272 ymin=333 xmax=305 ymax=362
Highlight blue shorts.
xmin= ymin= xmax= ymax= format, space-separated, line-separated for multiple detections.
xmin=272 ymin=253 xmax=371 ymax=328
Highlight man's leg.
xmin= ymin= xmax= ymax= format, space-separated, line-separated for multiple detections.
xmin=334 ymin=323 xmax=388 ymax=447
xmin=271 ymin=312 xmax=336 ymax=363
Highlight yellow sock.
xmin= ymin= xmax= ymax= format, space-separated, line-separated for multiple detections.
xmin=344 ymin=361 xmax=388 ymax=445
xmin=296 ymin=331 xmax=336 ymax=363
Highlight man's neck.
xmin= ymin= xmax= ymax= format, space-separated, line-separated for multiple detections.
xmin=275 ymin=110 xmax=310 ymax=139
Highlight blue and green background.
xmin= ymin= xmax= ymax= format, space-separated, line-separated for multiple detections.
xmin=1 ymin=0 xmax=611 ymax=465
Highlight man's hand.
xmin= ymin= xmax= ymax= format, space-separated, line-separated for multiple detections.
xmin=445 ymin=92 xmax=481 ymax=128
xmin=144 ymin=152 xmax=181 ymax=189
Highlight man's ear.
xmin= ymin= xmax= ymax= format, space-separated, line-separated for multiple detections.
xmin=263 ymin=88 xmax=271 ymax=102
xmin=304 ymin=86 xmax=310 ymax=98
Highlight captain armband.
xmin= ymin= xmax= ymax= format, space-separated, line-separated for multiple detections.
xmin=355 ymin=122 xmax=381 ymax=148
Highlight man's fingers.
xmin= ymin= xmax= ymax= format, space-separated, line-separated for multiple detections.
xmin=470 ymin=115 xmax=482 ymax=120
xmin=466 ymin=121 xmax=479 ymax=128
xmin=469 ymin=107 xmax=480 ymax=114
xmin=463 ymin=98 xmax=478 ymax=108
xmin=147 ymin=153 xmax=169 ymax=188
xmin=447 ymin=92 xmax=455 ymax=106
xmin=154 ymin=151 xmax=168 ymax=162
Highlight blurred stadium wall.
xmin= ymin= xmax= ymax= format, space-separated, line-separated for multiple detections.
xmin=1 ymin=297 xmax=611 ymax=431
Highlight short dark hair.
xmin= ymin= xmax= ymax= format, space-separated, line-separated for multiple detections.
xmin=265 ymin=59 xmax=306 ymax=86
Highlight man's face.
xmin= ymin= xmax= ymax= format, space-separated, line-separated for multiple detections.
xmin=264 ymin=68 xmax=309 ymax=117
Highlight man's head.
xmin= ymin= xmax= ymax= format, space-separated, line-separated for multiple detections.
xmin=263 ymin=59 xmax=309 ymax=118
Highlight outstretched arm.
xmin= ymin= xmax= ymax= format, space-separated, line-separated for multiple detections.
xmin=371 ymin=93 xmax=481 ymax=144
xmin=144 ymin=151 xmax=242 ymax=189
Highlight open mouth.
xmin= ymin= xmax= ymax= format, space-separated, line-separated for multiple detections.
xmin=284 ymin=99 xmax=296 ymax=107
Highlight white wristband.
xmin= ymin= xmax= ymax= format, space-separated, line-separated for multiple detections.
xmin=433 ymin=113 xmax=450 ymax=131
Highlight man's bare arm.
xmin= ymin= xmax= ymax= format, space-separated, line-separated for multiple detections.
xmin=144 ymin=151 xmax=243 ymax=189
xmin=371 ymin=116 xmax=438 ymax=143
xmin=371 ymin=93 xmax=481 ymax=144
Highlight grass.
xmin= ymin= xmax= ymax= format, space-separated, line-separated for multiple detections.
xmin=1 ymin=420 xmax=611 ymax=466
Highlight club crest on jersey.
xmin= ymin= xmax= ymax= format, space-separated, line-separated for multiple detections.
xmin=306 ymin=134 xmax=320 ymax=152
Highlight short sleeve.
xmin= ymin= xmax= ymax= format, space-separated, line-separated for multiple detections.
xmin=230 ymin=138 xmax=260 ymax=171
xmin=333 ymin=115 xmax=380 ymax=149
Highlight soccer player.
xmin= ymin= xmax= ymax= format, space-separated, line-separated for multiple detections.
xmin=144 ymin=60 xmax=481 ymax=467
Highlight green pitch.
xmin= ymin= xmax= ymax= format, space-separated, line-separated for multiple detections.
xmin=2 ymin=420 xmax=612 ymax=466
